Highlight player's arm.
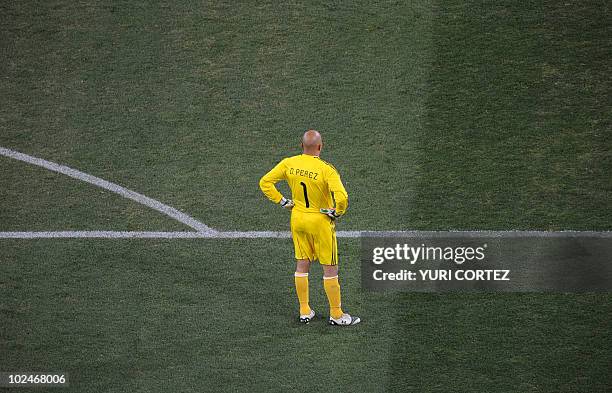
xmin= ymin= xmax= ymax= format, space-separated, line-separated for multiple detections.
xmin=322 ymin=166 xmax=348 ymax=218
xmin=259 ymin=159 xmax=294 ymax=209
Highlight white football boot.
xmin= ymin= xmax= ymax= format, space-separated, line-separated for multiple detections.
xmin=299 ymin=309 xmax=315 ymax=324
xmin=329 ymin=313 xmax=361 ymax=326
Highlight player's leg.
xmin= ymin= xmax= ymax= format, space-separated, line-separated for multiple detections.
xmin=316 ymin=220 xmax=342 ymax=318
xmin=319 ymin=224 xmax=360 ymax=326
xmin=294 ymin=258 xmax=313 ymax=323
xmin=322 ymin=264 xmax=343 ymax=319
xmin=291 ymin=212 xmax=316 ymax=323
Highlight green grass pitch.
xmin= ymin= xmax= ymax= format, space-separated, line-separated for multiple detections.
xmin=1 ymin=1 xmax=611 ymax=392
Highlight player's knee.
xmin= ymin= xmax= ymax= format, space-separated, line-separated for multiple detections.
xmin=296 ymin=259 xmax=311 ymax=273
xmin=322 ymin=265 xmax=338 ymax=277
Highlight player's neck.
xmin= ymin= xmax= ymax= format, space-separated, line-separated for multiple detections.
xmin=302 ymin=151 xmax=320 ymax=157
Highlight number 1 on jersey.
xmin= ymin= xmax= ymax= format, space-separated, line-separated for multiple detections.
xmin=300 ymin=182 xmax=310 ymax=208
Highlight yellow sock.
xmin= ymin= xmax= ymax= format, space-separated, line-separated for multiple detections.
xmin=323 ymin=275 xmax=343 ymax=319
xmin=294 ymin=272 xmax=310 ymax=316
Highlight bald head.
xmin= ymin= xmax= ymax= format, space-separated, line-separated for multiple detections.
xmin=301 ymin=129 xmax=322 ymax=156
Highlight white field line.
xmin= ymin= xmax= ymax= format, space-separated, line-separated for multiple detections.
xmin=0 ymin=146 xmax=214 ymax=233
xmin=1 ymin=147 xmax=611 ymax=240
xmin=0 ymin=230 xmax=611 ymax=239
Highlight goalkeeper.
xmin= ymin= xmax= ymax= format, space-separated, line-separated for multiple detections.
xmin=259 ymin=130 xmax=360 ymax=326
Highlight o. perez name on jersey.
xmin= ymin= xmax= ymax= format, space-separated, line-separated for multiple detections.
xmin=373 ymin=269 xmax=510 ymax=281
xmin=289 ymin=167 xmax=318 ymax=180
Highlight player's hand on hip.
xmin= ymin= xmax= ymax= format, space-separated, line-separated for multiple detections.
xmin=320 ymin=208 xmax=340 ymax=220
xmin=279 ymin=196 xmax=295 ymax=210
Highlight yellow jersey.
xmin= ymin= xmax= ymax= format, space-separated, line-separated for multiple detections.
xmin=259 ymin=154 xmax=348 ymax=215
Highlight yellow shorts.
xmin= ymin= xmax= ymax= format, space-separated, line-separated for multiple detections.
xmin=290 ymin=211 xmax=338 ymax=265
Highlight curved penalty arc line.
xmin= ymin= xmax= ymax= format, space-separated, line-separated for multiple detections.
xmin=0 ymin=146 xmax=215 ymax=233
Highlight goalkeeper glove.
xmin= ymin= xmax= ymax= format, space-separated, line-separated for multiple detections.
xmin=279 ymin=196 xmax=294 ymax=210
xmin=320 ymin=208 xmax=341 ymax=220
